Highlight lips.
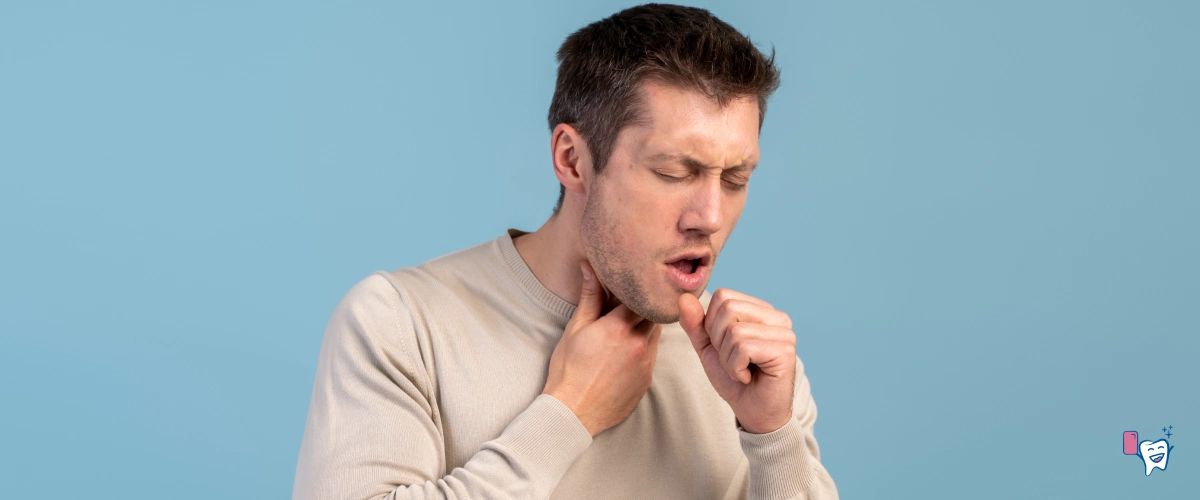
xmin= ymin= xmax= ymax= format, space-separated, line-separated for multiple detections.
xmin=667 ymin=251 xmax=710 ymax=290
xmin=665 ymin=250 xmax=712 ymax=268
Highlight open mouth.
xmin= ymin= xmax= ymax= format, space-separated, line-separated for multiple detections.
xmin=668 ymin=258 xmax=701 ymax=274
xmin=1150 ymin=453 xmax=1164 ymax=463
xmin=666 ymin=253 xmax=710 ymax=292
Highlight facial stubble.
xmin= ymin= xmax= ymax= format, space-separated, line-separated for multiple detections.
xmin=579 ymin=177 xmax=681 ymax=325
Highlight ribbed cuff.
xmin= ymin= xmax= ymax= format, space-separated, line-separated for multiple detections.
xmin=491 ymin=394 xmax=593 ymax=487
xmin=739 ymin=417 xmax=812 ymax=500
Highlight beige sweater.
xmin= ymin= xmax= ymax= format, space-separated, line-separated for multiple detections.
xmin=292 ymin=229 xmax=838 ymax=500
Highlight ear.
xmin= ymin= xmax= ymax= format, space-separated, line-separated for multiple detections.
xmin=550 ymin=123 xmax=593 ymax=197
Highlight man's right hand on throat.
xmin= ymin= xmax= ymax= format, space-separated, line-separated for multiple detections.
xmin=541 ymin=260 xmax=663 ymax=437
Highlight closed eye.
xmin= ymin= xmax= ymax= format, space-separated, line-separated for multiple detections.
xmin=656 ymin=172 xmax=748 ymax=190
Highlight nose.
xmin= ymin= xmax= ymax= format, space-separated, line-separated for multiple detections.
xmin=679 ymin=175 xmax=723 ymax=235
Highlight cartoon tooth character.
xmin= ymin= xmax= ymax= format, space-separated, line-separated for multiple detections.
xmin=1137 ymin=439 xmax=1172 ymax=476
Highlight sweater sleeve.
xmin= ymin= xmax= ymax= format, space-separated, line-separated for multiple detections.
xmin=736 ymin=356 xmax=839 ymax=500
xmin=292 ymin=273 xmax=593 ymax=500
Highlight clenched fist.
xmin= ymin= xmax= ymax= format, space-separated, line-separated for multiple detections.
xmin=678 ymin=288 xmax=797 ymax=434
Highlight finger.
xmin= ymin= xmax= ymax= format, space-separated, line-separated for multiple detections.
xmin=722 ymin=337 xmax=797 ymax=384
xmin=569 ymin=261 xmax=605 ymax=329
xmin=718 ymin=321 xmax=760 ymax=383
xmin=716 ymin=322 xmax=795 ymax=375
xmin=709 ymin=287 xmax=774 ymax=311
xmin=604 ymin=302 xmax=646 ymax=330
xmin=633 ymin=317 xmax=657 ymax=335
xmin=598 ymin=281 xmax=620 ymax=316
xmin=677 ymin=292 xmax=711 ymax=352
xmin=706 ymin=299 xmax=793 ymax=353
xmin=703 ymin=288 xmax=774 ymax=338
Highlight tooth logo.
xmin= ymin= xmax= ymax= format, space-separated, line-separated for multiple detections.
xmin=1122 ymin=427 xmax=1175 ymax=477
xmin=1138 ymin=439 xmax=1172 ymax=476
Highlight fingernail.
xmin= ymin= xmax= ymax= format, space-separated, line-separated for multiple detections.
xmin=581 ymin=266 xmax=592 ymax=281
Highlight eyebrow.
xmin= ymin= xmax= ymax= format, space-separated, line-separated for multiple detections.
xmin=648 ymin=153 xmax=757 ymax=173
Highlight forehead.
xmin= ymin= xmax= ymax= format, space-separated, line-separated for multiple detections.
xmin=1140 ymin=440 xmax=1166 ymax=449
xmin=623 ymin=79 xmax=761 ymax=167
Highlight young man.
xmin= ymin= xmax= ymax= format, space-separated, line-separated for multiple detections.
xmin=293 ymin=4 xmax=838 ymax=499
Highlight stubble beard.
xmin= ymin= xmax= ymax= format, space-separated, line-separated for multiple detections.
xmin=579 ymin=179 xmax=679 ymax=325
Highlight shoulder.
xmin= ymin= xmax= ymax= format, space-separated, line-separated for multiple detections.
xmin=335 ymin=271 xmax=411 ymax=319
xmin=326 ymin=238 xmax=497 ymax=321
xmin=403 ymin=238 xmax=496 ymax=281
xmin=324 ymin=238 xmax=497 ymax=345
xmin=324 ymin=272 xmax=420 ymax=353
xmin=388 ymin=238 xmax=500 ymax=302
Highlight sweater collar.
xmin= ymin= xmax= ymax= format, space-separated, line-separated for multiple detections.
xmin=496 ymin=228 xmax=577 ymax=321
xmin=495 ymin=228 xmax=711 ymax=324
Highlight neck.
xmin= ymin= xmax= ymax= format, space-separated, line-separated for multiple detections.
xmin=512 ymin=211 xmax=589 ymax=307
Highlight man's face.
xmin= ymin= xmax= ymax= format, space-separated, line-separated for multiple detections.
xmin=580 ymin=79 xmax=761 ymax=324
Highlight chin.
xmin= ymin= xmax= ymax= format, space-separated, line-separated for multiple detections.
xmin=655 ymin=296 xmax=689 ymax=324
xmin=629 ymin=300 xmax=676 ymax=325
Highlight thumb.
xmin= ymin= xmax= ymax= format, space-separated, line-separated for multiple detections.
xmin=677 ymin=293 xmax=709 ymax=352
xmin=571 ymin=261 xmax=604 ymax=326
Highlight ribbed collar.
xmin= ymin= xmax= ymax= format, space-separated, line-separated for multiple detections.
xmin=495 ymin=228 xmax=578 ymax=322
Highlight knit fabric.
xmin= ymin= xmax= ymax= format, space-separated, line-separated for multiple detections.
xmin=292 ymin=228 xmax=838 ymax=499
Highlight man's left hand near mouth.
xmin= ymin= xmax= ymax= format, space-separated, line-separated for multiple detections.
xmin=678 ymin=288 xmax=797 ymax=434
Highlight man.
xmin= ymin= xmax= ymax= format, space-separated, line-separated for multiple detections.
xmin=293 ymin=4 xmax=838 ymax=499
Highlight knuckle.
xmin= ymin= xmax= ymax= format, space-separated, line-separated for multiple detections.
xmin=728 ymin=321 xmax=749 ymax=340
xmin=629 ymin=340 xmax=647 ymax=357
xmin=720 ymin=340 xmax=739 ymax=359
xmin=723 ymin=339 xmax=742 ymax=362
xmin=781 ymin=328 xmax=797 ymax=345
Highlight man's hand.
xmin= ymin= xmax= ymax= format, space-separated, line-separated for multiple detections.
xmin=542 ymin=261 xmax=663 ymax=437
xmin=678 ymin=288 xmax=796 ymax=434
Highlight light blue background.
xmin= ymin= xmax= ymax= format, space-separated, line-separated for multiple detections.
xmin=1 ymin=1 xmax=1195 ymax=498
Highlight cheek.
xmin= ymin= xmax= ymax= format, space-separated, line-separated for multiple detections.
xmin=609 ymin=180 xmax=672 ymax=226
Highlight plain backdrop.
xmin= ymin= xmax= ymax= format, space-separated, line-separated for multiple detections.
xmin=1 ymin=1 xmax=1196 ymax=498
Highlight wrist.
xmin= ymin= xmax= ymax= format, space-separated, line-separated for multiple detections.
xmin=542 ymin=389 xmax=600 ymax=437
xmin=736 ymin=412 xmax=792 ymax=434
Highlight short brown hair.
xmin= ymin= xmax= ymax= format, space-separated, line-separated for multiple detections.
xmin=547 ymin=3 xmax=781 ymax=215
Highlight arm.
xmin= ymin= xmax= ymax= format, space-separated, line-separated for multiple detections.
xmin=737 ymin=356 xmax=838 ymax=500
xmin=291 ymin=273 xmax=593 ymax=500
